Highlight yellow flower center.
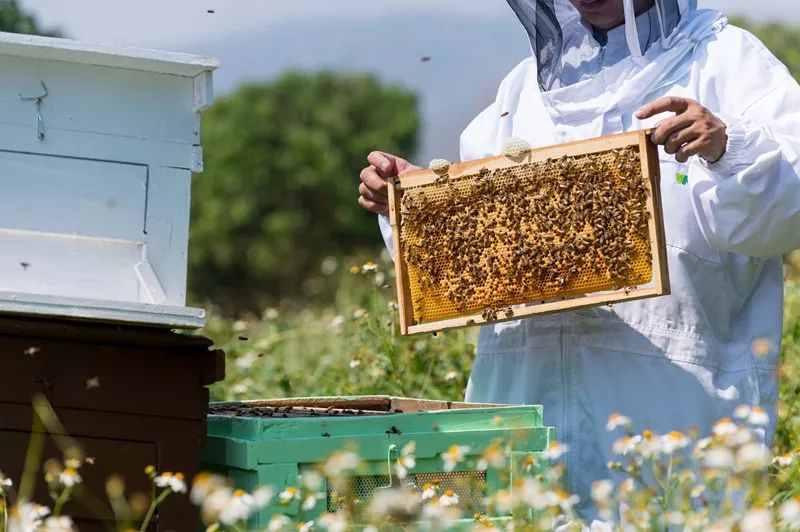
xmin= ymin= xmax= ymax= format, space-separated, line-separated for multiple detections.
xmin=64 ymin=468 xmax=77 ymax=476
xmin=643 ymin=430 xmax=653 ymax=439
xmin=444 ymin=489 xmax=455 ymax=497
xmin=175 ymin=472 xmax=185 ymax=480
xmin=669 ymin=431 xmax=685 ymax=440
xmin=234 ymin=489 xmax=246 ymax=497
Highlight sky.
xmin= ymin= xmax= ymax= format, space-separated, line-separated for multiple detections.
xmin=14 ymin=0 xmax=800 ymax=163
xmin=18 ymin=0 xmax=800 ymax=51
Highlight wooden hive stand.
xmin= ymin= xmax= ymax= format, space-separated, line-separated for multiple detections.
xmin=0 ymin=316 xmax=224 ymax=530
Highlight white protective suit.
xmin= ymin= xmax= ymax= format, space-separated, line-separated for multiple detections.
xmin=378 ymin=0 xmax=800 ymax=510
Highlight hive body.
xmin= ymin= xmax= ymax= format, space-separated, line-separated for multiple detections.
xmin=389 ymin=130 xmax=669 ymax=335
xmin=201 ymin=396 xmax=554 ymax=527
xmin=0 ymin=32 xmax=218 ymax=328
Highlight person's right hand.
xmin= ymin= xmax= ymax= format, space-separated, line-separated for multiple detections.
xmin=358 ymin=151 xmax=422 ymax=216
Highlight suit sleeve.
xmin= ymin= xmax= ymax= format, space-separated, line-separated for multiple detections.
xmin=688 ymin=33 xmax=800 ymax=258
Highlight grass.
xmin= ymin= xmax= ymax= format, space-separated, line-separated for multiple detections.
xmin=206 ymin=253 xmax=800 ymax=454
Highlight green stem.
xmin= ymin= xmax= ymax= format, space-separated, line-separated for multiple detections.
xmin=138 ymin=488 xmax=172 ymax=532
xmin=52 ymin=486 xmax=73 ymax=517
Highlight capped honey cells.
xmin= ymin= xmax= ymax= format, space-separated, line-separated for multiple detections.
xmin=398 ymin=146 xmax=655 ymax=326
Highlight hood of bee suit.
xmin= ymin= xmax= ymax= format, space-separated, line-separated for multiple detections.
xmin=506 ymin=0 xmax=697 ymax=91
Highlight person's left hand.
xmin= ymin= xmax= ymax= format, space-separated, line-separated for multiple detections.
xmin=636 ymin=96 xmax=728 ymax=164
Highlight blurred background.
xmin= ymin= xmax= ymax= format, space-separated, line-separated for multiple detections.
xmin=2 ymin=3 xmax=798 ymax=420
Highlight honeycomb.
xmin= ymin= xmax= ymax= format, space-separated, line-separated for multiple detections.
xmin=399 ymin=146 xmax=653 ymax=325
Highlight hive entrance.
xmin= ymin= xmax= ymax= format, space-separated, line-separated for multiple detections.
xmin=389 ymin=131 xmax=669 ymax=335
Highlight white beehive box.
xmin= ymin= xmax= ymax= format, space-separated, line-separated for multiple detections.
xmin=0 ymin=32 xmax=218 ymax=328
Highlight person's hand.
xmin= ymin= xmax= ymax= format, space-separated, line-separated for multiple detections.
xmin=358 ymin=151 xmax=422 ymax=216
xmin=636 ymin=96 xmax=728 ymax=164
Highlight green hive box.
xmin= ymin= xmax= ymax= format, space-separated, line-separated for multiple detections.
xmin=200 ymin=396 xmax=555 ymax=527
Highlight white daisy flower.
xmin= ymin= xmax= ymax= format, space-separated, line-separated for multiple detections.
xmin=441 ymin=445 xmax=470 ymax=472
xmin=361 ymin=261 xmax=378 ymax=273
xmin=704 ymin=448 xmax=735 ymax=470
xmin=613 ymin=435 xmax=642 ymax=456
xmin=323 ymin=451 xmax=360 ymax=477
xmin=59 ymin=468 xmax=82 ymax=488
xmin=278 ymin=486 xmax=300 ymax=505
xmin=774 ymin=452 xmax=796 ymax=467
xmin=606 ymin=413 xmax=632 ymax=432
xmin=438 ymin=489 xmax=460 ymax=507
xmin=741 ymin=509 xmax=774 ymax=532
xmin=421 ymin=483 xmax=437 ymax=501
xmin=661 ymin=431 xmax=691 ymax=455
xmin=712 ymin=418 xmax=738 ymax=438
xmin=590 ymin=480 xmax=613 ymax=503
xmin=748 ymin=406 xmax=769 ymax=426
xmin=154 ymin=472 xmax=186 ymax=493
xmin=736 ymin=442 xmax=770 ymax=471
xmin=733 ymin=405 xmax=751 ymax=420
xmin=219 ymin=489 xmax=257 ymax=525
xmin=780 ymin=498 xmax=800 ymax=529
xmin=301 ymin=495 xmax=318 ymax=511
xmin=541 ymin=441 xmax=569 ymax=461
xmin=319 ymin=512 xmax=348 ymax=532
xmin=41 ymin=516 xmax=76 ymax=532
xmin=268 ymin=514 xmax=291 ymax=531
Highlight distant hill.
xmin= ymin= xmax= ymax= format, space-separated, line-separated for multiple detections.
xmin=194 ymin=10 xmax=530 ymax=164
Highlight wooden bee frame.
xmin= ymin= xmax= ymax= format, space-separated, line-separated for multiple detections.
xmin=388 ymin=130 xmax=669 ymax=336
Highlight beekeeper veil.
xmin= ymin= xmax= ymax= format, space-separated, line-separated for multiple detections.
xmin=506 ymin=0 xmax=695 ymax=91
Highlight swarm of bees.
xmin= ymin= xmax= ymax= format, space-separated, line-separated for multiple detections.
xmin=399 ymin=147 xmax=653 ymax=325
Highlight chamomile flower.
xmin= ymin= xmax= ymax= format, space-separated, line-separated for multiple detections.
xmin=41 ymin=516 xmax=76 ymax=531
xmin=395 ymin=442 xmax=416 ymax=479
xmin=712 ymin=418 xmax=738 ymax=438
xmin=421 ymin=483 xmax=437 ymax=501
xmin=774 ymin=452 xmax=796 ymax=467
xmin=154 ymin=472 xmax=187 ymax=493
xmin=591 ymin=480 xmax=613 ymax=503
xmin=319 ymin=512 xmax=348 ymax=532
xmin=741 ymin=509 xmax=774 ymax=532
xmin=361 ymin=261 xmax=378 ymax=273
xmin=59 ymin=467 xmax=82 ymax=488
xmin=9 ymin=502 xmax=51 ymax=531
xmin=323 ymin=451 xmax=360 ymax=477
xmin=704 ymin=448 xmax=735 ymax=470
xmin=613 ymin=435 xmax=641 ymax=456
xmin=661 ymin=431 xmax=691 ymax=454
xmin=542 ymin=441 xmax=569 ymax=461
xmin=606 ymin=413 xmax=632 ymax=432
xmin=0 ymin=471 xmax=12 ymax=494
xmin=733 ymin=405 xmax=752 ymax=420
xmin=780 ymin=498 xmax=800 ymax=529
xmin=301 ymin=495 xmax=318 ymax=511
xmin=736 ymin=442 xmax=770 ymax=471
xmin=439 ymin=489 xmax=460 ymax=507
xmin=748 ymin=406 xmax=769 ymax=426
xmin=278 ymin=487 xmax=300 ymax=505
xmin=477 ymin=442 xmax=506 ymax=471
xmin=268 ymin=515 xmax=291 ymax=531
xmin=441 ymin=445 xmax=470 ymax=472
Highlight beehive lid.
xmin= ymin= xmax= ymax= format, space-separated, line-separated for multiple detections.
xmin=0 ymin=31 xmax=218 ymax=76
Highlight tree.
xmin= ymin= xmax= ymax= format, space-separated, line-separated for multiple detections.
xmin=0 ymin=0 xmax=60 ymax=36
xmin=190 ymin=71 xmax=419 ymax=313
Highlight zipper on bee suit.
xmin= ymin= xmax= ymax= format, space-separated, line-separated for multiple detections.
xmin=560 ymin=313 xmax=573 ymax=492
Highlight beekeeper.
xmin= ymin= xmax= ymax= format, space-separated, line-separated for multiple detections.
xmin=358 ymin=0 xmax=800 ymax=509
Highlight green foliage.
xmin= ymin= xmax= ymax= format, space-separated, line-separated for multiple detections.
xmin=190 ymin=72 xmax=419 ymax=314
xmin=732 ymin=17 xmax=800 ymax=80
xmin=206 ymin=253 xmax=474 ymax=402
xmin=0 ymin=0 xmax=60 ymax=36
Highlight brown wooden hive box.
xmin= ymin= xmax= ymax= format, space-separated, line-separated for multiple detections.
xmin=0 ymin=316 xmax=225 ymax=531
xmin=388 ymin=130 xmax=670 ymax=335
